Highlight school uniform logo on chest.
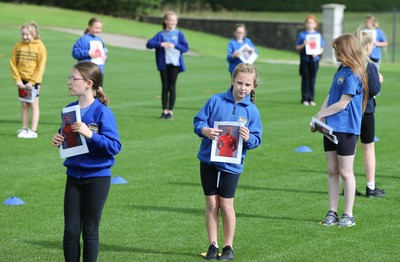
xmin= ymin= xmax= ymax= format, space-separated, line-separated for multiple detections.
xmin=238 ymin=116 xmax=248 ymax=124
xmin=337 ymin=76 xmax=344 ymax=84
xmin=87 ymin=123 xmax=99 ymax=133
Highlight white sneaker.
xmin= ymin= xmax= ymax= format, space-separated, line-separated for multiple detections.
xmin=20 ymin=129 xmax=38 ymax=139
xmin=310 ymin=101 xmax=316 ymax=106
xmin=302 ymin=101 xmax=310 ymax=106
xmin=17 ymin=129 xmax=29 ymax=138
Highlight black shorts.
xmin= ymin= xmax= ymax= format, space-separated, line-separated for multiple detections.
xmin=200 ymin=162 xmax=240 ymax=198
xmin=360 ymin=113 xmax=375 ymax=144
xmin=324 ymin=132 xmax=358 ymax=156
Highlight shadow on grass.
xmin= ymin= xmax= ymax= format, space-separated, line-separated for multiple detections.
xmin=169 ymin=181 xmax=326 ymax=195
xmin=130 ymin=204 xmax=316 ymax=222
xmin=23 ymin=239 xmax=195 ymax=258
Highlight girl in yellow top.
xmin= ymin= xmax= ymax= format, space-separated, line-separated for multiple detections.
xmin=10 ymin=21 xmax=47 ymax=138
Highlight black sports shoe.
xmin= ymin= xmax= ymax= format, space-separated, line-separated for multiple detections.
xmin=204 ymin=242 xmax=218 ymax=260
xmin=218 ymin=245 xmax=234 ymax=260
xmin=165 ymin=113 xmax=174 ymax=120
xmin=159 ymin=112 xmax=167 ymax=119
xmin=366 ymin=186 xmax=386 ymax=198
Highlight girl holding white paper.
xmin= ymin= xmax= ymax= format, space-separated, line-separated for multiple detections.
xmin=227 ymin=23 xmax=258 ymax=75
xmin=194 ymin=63 xmax=262 ymax=260
xmin=312 ymin=34 xmax=368 ymax=227
xmin=52 ymin=61 xmax=121 ymax=262
xmin=10 ymin=21 xmax=47 ymax=138
xmin=295 ymin=15 xmax=325 ymax=106
xmin=146 ymin=11 xmax=189 ymax=120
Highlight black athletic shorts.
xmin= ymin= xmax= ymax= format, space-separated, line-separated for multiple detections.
xmin=324 ymin=132 xmax=358 ymax=156
xmin=200 ymin=162 xmax=240 ymax=198
xmin=360 ymin=113 xmax=375 ymax=144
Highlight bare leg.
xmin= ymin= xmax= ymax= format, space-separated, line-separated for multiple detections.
xmin=326 ymin=151 xmax=340 ymax=212
xmin=205 ymin=195 xmax=219 ymax=245
xmin=338 ymin=154 xmax=356 ymax=216
xmin=219 ymin=196 xmax=235 ymax=247
xmin=362 ymin=142 xmax=375 ymax=185
xmin=21 ymin=102 xmax=29 ymax=129
xmin=31 ymin=97 xmax=40 ymax=132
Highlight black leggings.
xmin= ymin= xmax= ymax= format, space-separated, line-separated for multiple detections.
xmin=159 ymin=65 xmax=179 ymax=111
xmin=63 ymin=176 xmax=111 ymax=262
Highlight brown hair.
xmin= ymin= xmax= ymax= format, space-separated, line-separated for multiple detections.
xmin=365 ymin=14 xmax=378 ymax=28
xmin=73 ymin=62 xmax=109 ymax=106
xmin=84 ymin=17 xmax=102 ymax=34
xmin=305 ymin=15 xmax=319 ymax=30
xmin=231 ymin=63 xmax=259 ymax=104
xmin=21 ymin=21 xmax=40 ymax=40
xmin=332 ymin=34 xmax=369 ymax=113
xmin=162 ymin=11 xmax=177 ymax=30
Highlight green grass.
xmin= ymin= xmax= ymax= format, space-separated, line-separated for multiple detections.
xmin=1 ymin=3 xmax=400 ymax=261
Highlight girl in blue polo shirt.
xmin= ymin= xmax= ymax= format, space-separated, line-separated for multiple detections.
xmin=312 ymin=34 xmax=368 ymax=227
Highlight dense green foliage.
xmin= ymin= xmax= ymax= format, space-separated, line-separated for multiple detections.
xmin=1 ymin=3 xmax=400 ymax=261
xmin=1 ymin=0 xmax=399 ymax=16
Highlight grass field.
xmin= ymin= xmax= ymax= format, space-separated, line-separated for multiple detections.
xmin=0 ymin=3 xmax=400 ymax=261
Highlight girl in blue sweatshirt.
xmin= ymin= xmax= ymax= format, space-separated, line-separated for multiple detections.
xmin=52 ymin=61 xmax=121 ymax=262
xmin=146 ymin=11 xmax=189 ymax=120
xmin=194 ymin=63 xmax=262 ymax=260
xmin=72 ymin=18 xmax=108 ymax=88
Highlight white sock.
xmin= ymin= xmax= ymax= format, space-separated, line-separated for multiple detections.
xmin=367 ymin=182 xmax=375 ymax=190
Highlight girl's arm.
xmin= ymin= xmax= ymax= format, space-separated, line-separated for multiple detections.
xmin=316 ymin=94 xmax=352 ymax=120
xmin=29 ymin=43 xmax=47 ymax=84
xmin=146 ymin=33 xmax=162 ymax=49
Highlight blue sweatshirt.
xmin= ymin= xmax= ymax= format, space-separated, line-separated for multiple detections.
xmin=194 ymin=87 xmax=262 ymax=174
xmin=61 ymin=99 xmax=122 ymax=179
xmin=72 ymin=34 xmax=107 ymax=74
xmin=146 ymin=30 xmax=189 ymax=72
xmin=227 ymin=37 xmax=258 ymax=74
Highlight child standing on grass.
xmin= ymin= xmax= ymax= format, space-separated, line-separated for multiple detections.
xmin=363 ymin=14 xmax=388 ymax=68
xmin=146 ymin=11 xmax=189 ymax=120
xmin=52 ymin=62 xmax=121 ymax=262
xmin=72 ymin=17 xmax=108 ymax=88
xmin=227 ymin=23 xmax=258 ymax=75
xmin=311 ymin=34 xmax=368 ymax=227
xmin=194 ymin=63 xmax=262 ymax=260
xmin=357 ymin=30 xmax=385 ymax=198
xmin=295 ymin=15 xmax=325 ymax=106
xmin=10 ymin=21 xmax=47 ymax=139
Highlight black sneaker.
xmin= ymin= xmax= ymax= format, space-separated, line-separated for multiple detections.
xmin=165 ymin=113 xmax=174 ymax=120
xmin=204 ymin=242 xmax=218 ymax=260
xmin=218 ymin=245 xmax=234 ymax=260
xmin=159 ymin=112 xmax=167 ymax=119
xmin=321 ymin=210 xmax=339 ymax=226
xmin=366 ymin=186 xmax=386 ymax=198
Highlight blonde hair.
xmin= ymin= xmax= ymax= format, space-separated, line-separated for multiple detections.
xmin=21 ymin=21 xmax=40 ymax=40
xmin=73 ymin=62 xmax=109 ymax=106
xmin=162 ymin=11 xmax=177 ymax=30
xmin=354 ymin=28 xmax=373 ymax=62
xmin=332 ymin=34 xmax=369 ymax=112
xmin=231 ymin=63 xmax=259 ymax=104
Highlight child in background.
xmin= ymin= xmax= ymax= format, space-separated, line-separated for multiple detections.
xmin=194 ymin=63 xmax=262 ymax=260
xmin=52 ymin=61 xmax=121 ymax=262
xmin=357 ymin=30 xmax=385 ymax=197
xmin=10 ymin=21 xmax=47 ymax=139
xmin=296 ymin=15 xmax=325 ymax=106
xmin=363 ymin=14 xmax=388 ymax=68
xmin=311 ymin=34 xmax=368 ymax=227
xmin=146 ymin=11 xmax=189 ymax=120
xmin=227 ymin=23 xmax=258 ymax=75
xmin=72 ymin=17 xmax=108 ymax=88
